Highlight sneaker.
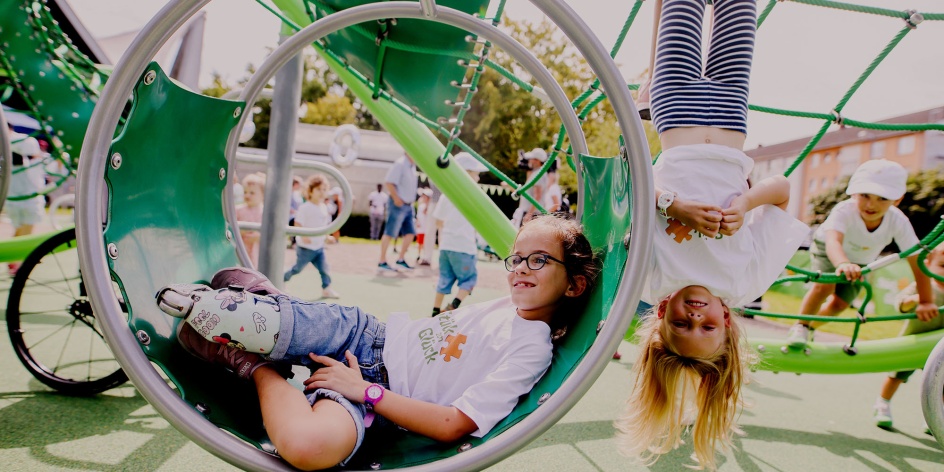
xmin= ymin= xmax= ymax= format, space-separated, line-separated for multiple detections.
xmin=378 ymin=262 xmax=397 ymax=272
xmin=7 ymin=262 xmax=19 ymax=276
xmin=417 ymin=260 xmax=432 ymax=267
xmin=210 ymin=267 xmax=282 ymax=295
xmin=612 ymin=351 xmax=622 ymax=360
xmin=873 ymin=400 xmax=893 ymax=430
xmin=785 ymin=324 xmax=813 ymax=349
xmin=156 ymin=283 xmax=213 ymax=318
xmin=395 ymin=259 xmax=413 ymax=270
xmin=322 ymin=287 xmax=340 ymax=299
xmin=176 ymin=323 xmax=269 ymax=380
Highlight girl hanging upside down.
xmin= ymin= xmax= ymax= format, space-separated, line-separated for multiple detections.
xmin=156 ymin=214 xmax=599 ymax=471
xmin=615 ymin=0 xmax=809 ymax=469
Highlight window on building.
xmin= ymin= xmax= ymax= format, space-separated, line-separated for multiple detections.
xmin=871 ymin=141 xmax=885 ymax=159
xmin=898 ymin=136 xmax=915 ymax=155
xmin=808 ymin=179 xmax=817 ymax=192
xmin=822 ymin=177 xmax=829 ymax=190
xmin=810 ymin=154 xmax=820 ymax=168
xmin=823 ymin=152 xmax=832 ymax=164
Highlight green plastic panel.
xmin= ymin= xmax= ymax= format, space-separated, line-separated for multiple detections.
xmin=0 ymin=227 xmax=73 ymax=263
xmin=311 ymin=0 xmax=488 ymax=122
xmin=751 ymin=330 xmax=944 ymax=374
xmin=101 ymin=65 xmax=270 ymax=447
xmin=0 ymin=0 xmax=98 ymax=156
xmin=347 ymin=154 xmax=632 ymax=468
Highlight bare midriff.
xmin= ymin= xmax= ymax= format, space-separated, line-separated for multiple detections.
xmin=660 ymin=127 xmax=746 ymax=151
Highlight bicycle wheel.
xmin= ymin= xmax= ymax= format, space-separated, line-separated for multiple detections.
xmin=6 ymin=227 xmax=128 ymax=395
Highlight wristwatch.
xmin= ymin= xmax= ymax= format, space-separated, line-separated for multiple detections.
xmin=364 ymin=383 xmax=385 ymax=427
xmin=657 ymin=191 xmax=677 ymax=218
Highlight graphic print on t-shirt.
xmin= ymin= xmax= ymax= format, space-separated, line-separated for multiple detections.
xmin=417 ymin=313 xmax=469 ymax=364
xmin=666 ymin=218 xmax=695 ymax=243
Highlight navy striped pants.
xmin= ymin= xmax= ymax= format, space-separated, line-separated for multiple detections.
xmin=650 ymin=0 xmax=757 ymax=135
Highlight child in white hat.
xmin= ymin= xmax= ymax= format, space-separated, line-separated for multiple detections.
xmin=785 ymin=159 xmax=936 ymax=348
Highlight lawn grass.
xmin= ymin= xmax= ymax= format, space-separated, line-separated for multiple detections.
xmin=754 ymin=291 xmax=905 ymax=341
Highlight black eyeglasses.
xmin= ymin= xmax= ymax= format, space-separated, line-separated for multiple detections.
xmin=504 ymin=253 xmax=566 ymax=272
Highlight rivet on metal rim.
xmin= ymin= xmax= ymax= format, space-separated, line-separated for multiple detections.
xmin=143 ymin=70 xmax=156 ymax=85
xmin=195 ymin=403 xmax=210 ymax=416
xmin=107 ymin=243 xmax=119 ymax=259
xmin=219 ymin=168 xmax=226 ymax=180
xmin=226 ymin=229 xmax=233 ymax=241
xmin=538 ymin=392 xmax=551 ymax=405
xmin=369 ymin=462 xmax=382 ymax=470
xmin=110 ymin=152 xmax=122 ymax=169
xmin=233 ymin=107 xmax=242 ymax=118
xmin=596 ymin=320 xmax=605 ymax=333
xmin=136 ymin=330 xmax=150 ymax=345
xmin=457 ymin=443 xmax=473 ymax=453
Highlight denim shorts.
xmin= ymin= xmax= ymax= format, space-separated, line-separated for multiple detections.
xmin=383 ymin=199 xmax=416 ymax=238
xmin=436 ymin=250 xmax=478 ymax=294
xmin=269 ymin=295 xmax=390 ymax=467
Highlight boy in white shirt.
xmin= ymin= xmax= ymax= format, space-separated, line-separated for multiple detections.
xmin=786 ymin=159 xmax=936 ymax=347
xmin=6 ymin=125 xmax=46 ymax=274
xmin=430 ymin=153 xmax=488 ymax=317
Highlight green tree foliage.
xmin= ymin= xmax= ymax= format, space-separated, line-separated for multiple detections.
xmin=808 ymin=168 xmax=944 ymax=241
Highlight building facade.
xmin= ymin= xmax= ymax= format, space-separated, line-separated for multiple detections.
xmin=746 ymin=107 xmax=944 ymax=222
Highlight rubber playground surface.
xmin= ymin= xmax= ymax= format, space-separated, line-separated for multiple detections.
xmin=1 ymin=238 xmax=942 ymax=472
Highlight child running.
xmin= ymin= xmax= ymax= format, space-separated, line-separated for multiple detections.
xmin=155 ymin=214 xmax=599 ymax=470
xmin=784 ymin=159 xmax=936 ymax=347
xmin=283 ymin=174 xmax=339 ymax=299
xmin=615 ymin=0 xmax=809 ymax=469
xmin=236 ymin=173 xmax=265 ymax=267
xmin=873 ymin=246 xmax=943 ymax=431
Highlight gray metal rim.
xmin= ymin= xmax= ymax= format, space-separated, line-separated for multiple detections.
xmin=76 ymin=1 xmax=652 ymax=471
xmin=0 ymin=106 xmax=11 ymax=213
xmin=234 ymin=151 xmax=353 ymax=237
xmin=921 ymin=335 xmax=944 ymax=449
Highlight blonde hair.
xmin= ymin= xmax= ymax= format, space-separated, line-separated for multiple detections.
xmin=614 ymin=307 xmax=757 ymax=470
xmin=242 ymin=172 xmax=266 ymax=189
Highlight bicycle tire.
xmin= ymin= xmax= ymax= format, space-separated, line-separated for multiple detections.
xmin=6 ymin=227 xmax=128 ymax=395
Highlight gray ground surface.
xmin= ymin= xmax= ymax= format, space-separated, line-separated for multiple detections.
xmin=0 ymin=234 xmax=941 ymax=471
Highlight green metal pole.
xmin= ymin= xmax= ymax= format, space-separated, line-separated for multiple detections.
xmin=271 ymin=0 xmax=517 ymax=256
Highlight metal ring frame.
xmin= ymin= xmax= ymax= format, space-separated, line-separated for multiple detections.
xmin=921 ymin=336 xmax=944 ymax=449
xmin=0 ymin=106 xmax=12 ymax=213
xmin=76 ymin=1 xmax=653 ymax=471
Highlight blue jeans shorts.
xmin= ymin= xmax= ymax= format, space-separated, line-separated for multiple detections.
xmin=269 ymin=295 xmax=390 ymax=467
xmin=383 ymin=199 xmax=415 ymax=238
xmin=436 ymin=250 xmax=477 ymax=294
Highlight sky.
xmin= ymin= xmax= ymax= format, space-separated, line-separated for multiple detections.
xmin=66 ymin=0 xmax=944 ymax=150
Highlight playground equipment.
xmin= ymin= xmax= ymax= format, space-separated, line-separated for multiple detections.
xmin=0 ymin=0 xmax=936 ymax=468
xmin=76 ymin=1 xmax=648 ymax=470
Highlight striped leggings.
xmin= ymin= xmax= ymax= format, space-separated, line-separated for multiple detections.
xmin=650 ymin=0 xmax=757 ymax=135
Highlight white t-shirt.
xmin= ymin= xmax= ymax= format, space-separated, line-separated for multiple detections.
xmin=415 ymin=201 xmax=428 ymax=234
xmin=544 ymin=183 xmax=562 ymax=211
xmin=368 ymin=190 xmax=388 ymax=216
xmin=642 ymin=145 xmax=810 ymax=307
xmin=294 ymin=201 xmax=329 ymax=250
xmin=382 ymin=297 xmax=552 ymax=437
xmin=517 ymin=172 xmax=547 ymax=212
xmin=812 ymin=199 xmax=919 ymax=265
xmin=8 ymin=132 xmax=45 ymax=209
xmin=433 ymin=195 xmax=477 ymax=255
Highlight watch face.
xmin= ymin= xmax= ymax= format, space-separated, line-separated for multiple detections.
xmin=367 ymin=385 xmax=383 ymax=400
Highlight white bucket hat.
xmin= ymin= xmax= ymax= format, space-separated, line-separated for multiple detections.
xmin=522 ymin=147 xmax=548 ymax=163
xmin=454 ymin=152 xmax=488 ymax=172
xmin=845 ymin=159 xmax=907 ymax=200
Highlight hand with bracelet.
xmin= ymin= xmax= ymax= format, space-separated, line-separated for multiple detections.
xmin=834 ymin=261 xmax=862 ymax=281
xmin=657 ymin=190 xmax=724 ymax=238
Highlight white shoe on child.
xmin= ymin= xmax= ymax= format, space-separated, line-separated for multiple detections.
xmin=785 ymin=324 xmax=812 ymax=348
xmin=874 ymin=399 xmax=893 ymax=430
xmin=322 ymin=287 xmax=340 ymax=299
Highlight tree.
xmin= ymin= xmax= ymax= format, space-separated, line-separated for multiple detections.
xmin=808 ymin=168 xmax=944 ymax=242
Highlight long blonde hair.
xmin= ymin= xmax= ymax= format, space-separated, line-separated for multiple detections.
xmin=614 ymin=307 xmax=756 ymax=470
